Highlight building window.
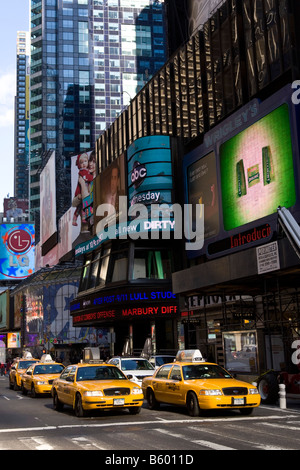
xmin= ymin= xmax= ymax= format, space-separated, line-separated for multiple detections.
xmin=132 ymin=248 xmax=173 ymax=280
xmin=63 ymin=20 xmax=73 ymax=28
xmin=108 ymin=249 xmax=128 ymax=283
xmin=63 ymin=32 xmax=73 ymax=40
xmin=79 ymin=22 xmax=89 ymax=53
xmin=79 ymin=255 xmax=92 ymax=291
xmin=97 ymin=248 xmax=111 ymax=287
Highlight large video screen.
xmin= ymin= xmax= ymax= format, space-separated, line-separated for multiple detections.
xmin=187 ymin=150 xmax=219 ymax=239
xmin=184 ymin=86 xmax=299 ymax=258
xmin=220 ymin=104 xmax=296 ymax=231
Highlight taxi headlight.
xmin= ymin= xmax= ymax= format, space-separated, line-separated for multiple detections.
xmin=36 ymin=381 xmax=47 ymax=385
xmin=248 ymin=387 xmax=258 ymax=394
xmin=131 ymin=387 xmax=142 ymax=395
xmin=84 ymin=391 xmax=104 ymax=397
xmin=199 ymin=389 xmax=222 ymax=396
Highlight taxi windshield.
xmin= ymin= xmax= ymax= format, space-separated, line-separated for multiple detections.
xmin=76 ymin=366 xmax=127 ymax=381
xmin=121 ymin=359 xmax=154 ymax=371
xmin=182 ymin=364 xmax=232 ymax=380
xmin=33 ymin=364 xmax=64 ymax=374
xmin=19 ymin=360 xmax=38 ymax=369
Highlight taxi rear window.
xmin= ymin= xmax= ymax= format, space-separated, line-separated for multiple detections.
xmin=121 ymin=359 xmax=154 ymax=371
xmin=34 ymin=364 xmax=64 ymax=374
xmin=18 ymin=360 xmax=38 ymax=369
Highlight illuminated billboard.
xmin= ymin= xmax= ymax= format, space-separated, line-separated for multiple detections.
xmin=40 ymin=151 xmax=57 ymax=245
xmin=7 ymin=332 xmax=21 ymax=348
xmin=184 ymin=85 xmax=299 ymax=258
xmin=187 ymin=150 xmax=220 ymax=239
xmin=93 ymin=153 xmax=126 ymax=228
xmin=71 ymin=150 xmax=96 ymax=234
xmin=0 ymin=224 xmax=35 ymax=279
xmin=0 ymin=291 xmax=9 ymax=329
xmin=127 ymin=136 xmax=173 ymax=209
xmin=220 ymin=104 xmax=296 ymax=231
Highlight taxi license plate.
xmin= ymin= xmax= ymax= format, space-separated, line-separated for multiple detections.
xmin=114 ymin=398 xmax=125 ymax=406
xmin=233 ymin=398 xmax=245 ymax=405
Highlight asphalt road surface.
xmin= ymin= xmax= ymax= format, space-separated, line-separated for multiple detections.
xmin=1 ymin=375 xmax=300 ymax=455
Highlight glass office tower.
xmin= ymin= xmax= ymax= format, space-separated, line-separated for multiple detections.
xmin=29 ymin=0 xmax=167 ymax=240
xmin=14 ymin=31 xmax=30 ymax=199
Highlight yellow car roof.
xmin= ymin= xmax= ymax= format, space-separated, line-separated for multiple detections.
xmin=76 ymin=362 xmax=116 ymax=368
xmin=34 ymin=362 xmax=64 ymax=366
xmin=173 ymin=361 xmax=217 ymax=366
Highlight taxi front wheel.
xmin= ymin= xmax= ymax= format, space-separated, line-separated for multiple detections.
xmin=74 ymin=393 xmax=87 ymax=417
xmin=53 ymin=390 xmax=64 ymax=412
xmin=21 ymin=382 xmax=27 ymax=396
xmin=147 ymin=389 xmax=160 ymax=410
xmin=187 ymin=392 xmax=200 ymax=417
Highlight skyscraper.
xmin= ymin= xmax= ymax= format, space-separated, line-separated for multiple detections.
xmin=14 ymin=31 xmax=30 ymax=199
xmin=29 ymin=0 xmax=167 ymax=241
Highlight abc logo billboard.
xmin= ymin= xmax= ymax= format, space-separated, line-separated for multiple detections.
xmin=127 ymin=136 xmax=174 ymax=208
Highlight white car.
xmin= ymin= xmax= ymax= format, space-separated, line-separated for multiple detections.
xmin=107 ymin=357 xmax=155 ymax=386
xmin=149 ymin=355 xmax=176 ymax=369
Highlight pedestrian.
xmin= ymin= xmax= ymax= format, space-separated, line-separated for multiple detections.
xmin=0 ymin=363 xmax=5 ymax=376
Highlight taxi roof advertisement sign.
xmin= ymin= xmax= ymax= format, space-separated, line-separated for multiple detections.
xmin=0 ymin=224 xmax=35 ymax=280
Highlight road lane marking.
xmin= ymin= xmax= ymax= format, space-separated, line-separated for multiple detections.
xmin=0 ymin=426 xmax=57 ymax=433
xmin=0 ymin=414 xmax=298 ymax=434
xmin=255 ymin=444 xmax=290 ymax=450
xmin=155 ymin=427 xmax=237 ymax=450
xmin=154 ymin=428 xmax=186 ymax=439
xmin=260 ymin=422 xmax=300 ymax=431
xmin=192 ymin=440 xmax=236 ymax=450
xmin=189 ymin=423 xmax=295 ymax=451
xmin=70 ymin=436 xmax=106 ymax=450
xmin=18 ymin=436 xmax=54 ymax=450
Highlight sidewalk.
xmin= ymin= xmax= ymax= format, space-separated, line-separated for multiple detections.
xmin=286 ymin=397 xmax=300 ymax=410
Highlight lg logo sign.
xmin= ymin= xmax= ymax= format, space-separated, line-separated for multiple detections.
xmin=5 ymin=228 xmax=33 ymax=269
xmin=131 ymin=161 xmax=147 ymax=189
xmin=6 ymin=229 xmax=32 ymax=254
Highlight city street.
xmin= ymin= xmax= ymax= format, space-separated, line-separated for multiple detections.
xmin=0 ymin=376 xmax=300 ymax=453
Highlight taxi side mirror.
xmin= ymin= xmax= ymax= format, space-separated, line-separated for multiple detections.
xmin=172 ymin=375 xmax=182 ymax=381
xmin=126 ymin=374 xmax=133 ymax=379
xmin=66 ymin=376 xmax=74 ymax=382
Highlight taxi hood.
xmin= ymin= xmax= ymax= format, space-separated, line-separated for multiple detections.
xmin=195 ymin=377 xmax=255 ymax=391
xmin=76 ymin=380 xmax=137 ymax=391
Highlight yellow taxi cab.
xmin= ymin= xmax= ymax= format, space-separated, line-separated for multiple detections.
xmin=51 ymin=349 xmax=144 ymax=417
xmin=142 ymin=349 xmax=261 ymax=416
xmin=21 ymin=355 xmax=65 ymax=397
xmin=9 ymin=352 xmax=40 ymax=391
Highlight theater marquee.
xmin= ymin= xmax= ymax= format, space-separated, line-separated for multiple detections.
xmin=70 ymin=287 xmax=179 ymax=326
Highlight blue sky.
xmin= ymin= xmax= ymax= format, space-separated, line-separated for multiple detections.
xmin=0 ymin=1 xmax=29 ymax=206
